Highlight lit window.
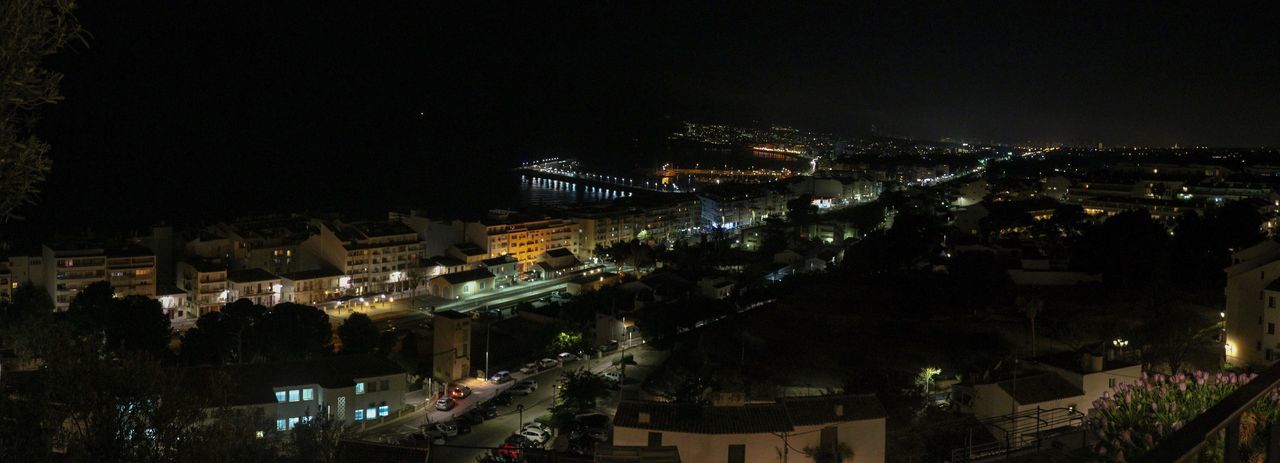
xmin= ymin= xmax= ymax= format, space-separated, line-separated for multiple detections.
xmin=276 ymin=419 xmax=286 ymax=431
xmin=367 ymin=408 xmax=377 ymax=419
xmin=355 ymin=409 xmax=365 ymax=421
xmin=275 ymin=391 xmax=287 ymax=403
xmin=288 ymin=417 xmax=300 ymax=429
xmin=289 ymin=390 xmax=300 ymax=402
xmin=302 ymin=388 xmax=313 ymax=401
xmin=355 ymin=383 xmax=365 ymax=395
xmin=378 ymin=405 xmax=389 ymax=417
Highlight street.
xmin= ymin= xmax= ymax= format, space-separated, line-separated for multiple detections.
xmin=355 ymin=345 xmax=663 ymax=461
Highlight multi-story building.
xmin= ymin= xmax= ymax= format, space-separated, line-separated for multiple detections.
xmin=697 ymin=184 xmax=790 ymax=231
xmin=177 ymin=259 xmax=229 ymax=316
xmin=1225 ymin=240 xmax=1280 ymax=367
xmin=185 ymin=215 xmax=316 ymax=275
xmin=155 ymin=285 xmax=192 ymax=326
xmin=464 ymin=211 xmax=579 ymax=271
xmin=612 ymin=394 xmax=887 ymax=463
xmin=280 ymin=268 xmax=344 ymax=306
xmin=38 ymin=243 xmax=156 ymax=311
xmin=188 ymin=354 xmax=408 ymax=429
xmin=567 ymin=195 xmax=701 ymax=257
xmin=106 ymin=246 xmax=157 ymax=300
xmin=432 ymin=310 xmax=471 ymax=382
xmin=301 ymin=221 xmax=424 ymax=296
xmin=227 ymin=268 xmax=283 ymax=307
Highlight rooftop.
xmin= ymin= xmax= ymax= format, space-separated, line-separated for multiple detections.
xmin=480 ymin=255 xmax=517 ymax=267
xmin=187 ymin=355 xmax=407 ymax=407
xmin=436 ymin=268 xmax=495 ymax=285
xmin=227 ymin=268 xmax=281 ymax=283
xmin=434 ymin=310 xmax=469 ymax=320
xmin=1032 ymin=350 xmax=1140 ymax=375
xmin=450 ymin=243 xmax=486 ymax=256
xmin=613 ymin=394 xmax=884 ymax=434
xmin=996 ymin=372 xmax=1084 ymax=405
xmin=281 ymin=268 xmax=345 ymax=281
xmin=544 ymin=248 xmax=575 ymax=258
xmin=183 ymin=258 xmax=227 ymax=273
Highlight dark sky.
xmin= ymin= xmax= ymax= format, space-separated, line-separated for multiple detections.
xmin=21 ymin=1 xmax=1280 ymax=229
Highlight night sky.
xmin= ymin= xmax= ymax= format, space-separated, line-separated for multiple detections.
xmin=23 ymin=2 xmax=1280 ymax=230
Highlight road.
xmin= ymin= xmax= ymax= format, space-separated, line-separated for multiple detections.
xmin=357 ymin=346 xmax=658 ymax=461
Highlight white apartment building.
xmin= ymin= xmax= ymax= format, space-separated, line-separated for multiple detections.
xmin=1225 ymin=240 xmax=1280 ymax=367
xmin=568 ymin=195 xmax=701 ymax=257
xmin=39 ymin=243 xmax=156 ymax=311
xmin=227 ymin=268 xmax=283 ymax=307
xmin=464 ymin=211 xmax=579 ymax=271
xmin=177 ymin=259 xmax=229 ymax=316
xmin=302 ymin=221 xmax=424 ymax=296
xmin=280 ymin=268 xmax=344 ymax=306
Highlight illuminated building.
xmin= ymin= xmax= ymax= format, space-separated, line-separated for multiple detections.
xmin=1225 ymin=240 xmax=1280 ymax=367
xmin=280 ymin=268 xmax=345 ymax=306
xmin=567 ymin=194 xmax=701 ymax=257
xmin=177 ymin=259 xmax=229 ymax=316
xmin=34 ymin=243 xmax=156 ymax=311
xmin=302 ymin=220 xmax=423 ymax=296
xmin=432 ymin=310 xmax=471 ymax=382
xmin=227 ymin=268 xmax=282 ymax=307
xmin=464 ymin=210 xmax=579 ymax=271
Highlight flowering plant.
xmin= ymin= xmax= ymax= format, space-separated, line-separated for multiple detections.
xmin=1090 ymin=371 xmax=1280 ymax=462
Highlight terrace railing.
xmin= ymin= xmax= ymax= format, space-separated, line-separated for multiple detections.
xmin=1142 ymin=362 xmax=1280 ymax=463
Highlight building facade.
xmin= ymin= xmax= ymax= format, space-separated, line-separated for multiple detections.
xmin=612 ymin=395 xmax=886 ymax=463
xmin=302 ymin=221 xmax=424 ymax=296
xmin=177 ymin=259 xmax=230 ymax=316
xmin=227 ymin=268 xmax=283 ymax=307
xmin=1225 ymin=240 xmax=1280 ymax=367
xmin=432 ymin=311 xmax=472 ymax=381
xmin=465 ymin=211 xmax=579 ymax=271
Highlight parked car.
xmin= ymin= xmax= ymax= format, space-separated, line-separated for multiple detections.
xmin=519 ymin=362 xmax=539 ymax=374
xmin=450 ymin=385 xmax=472 ymax=399
xmin=496 ymin=443 xmax=523 ymax=460
xmin=570 ymin=428 xmax=608 ymax=443
xmin=489 ymin=370 xmax=513 ymax=383
xmin=489 ymin=392 xmax=513 ymax=406
xmin=478 ymin=403 xmax=499 ymax=418
xmin=602 ymin=371 xmax=622 ymax=383
xmin=598 ymin=340 xmax=619 ymax=352
xmin=522 ymin=421 xmax=552 ymax=435
xmin=557 ymin=352 xmax=577 ymax=362
xmin=456 ymin=420 xmax=472 ymax=435
xmin=461 ymin=410 xmax=486 ymax=424
xmin=434 ymin=397 xmax=456 ymax=411
xmin=434 ymin=423 xmax=459 ymax=438
xmin=504 ymin=434 xmax=531 ymax=446
xmin=510 ymin=381 xmax=537 ymax=396
xmin=538 ymin=358 xmax=559 ymax=369
xmin=518 ymin=427 xmax=551 ymax=444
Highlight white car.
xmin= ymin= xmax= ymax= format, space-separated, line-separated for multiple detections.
xmin=519 ymin=362 xmax=539 ymax=374
xmin=518 ymin=427 xmax=550 ymax=444
xmin=538 ymin=358 xmax=559 ymax=369
xmin=602 ymin=370 xmax=622 ymax=383
xmin=434 ymin=422 xmax=459 ymax=437
xmin=434 ymin=398 xmax=456 ymax=411
xmin=557 ymin=352 xmax=577 ymax=362
xmin=523 ymin=421 xmax=552 ymax=435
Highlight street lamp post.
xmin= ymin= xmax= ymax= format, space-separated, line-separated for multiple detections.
xmin=516 ymin=404 xmax=524 ymax=434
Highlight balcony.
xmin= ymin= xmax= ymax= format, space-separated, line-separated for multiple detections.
xmin=1125 ymin=364 xmax=1280 ymax=462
